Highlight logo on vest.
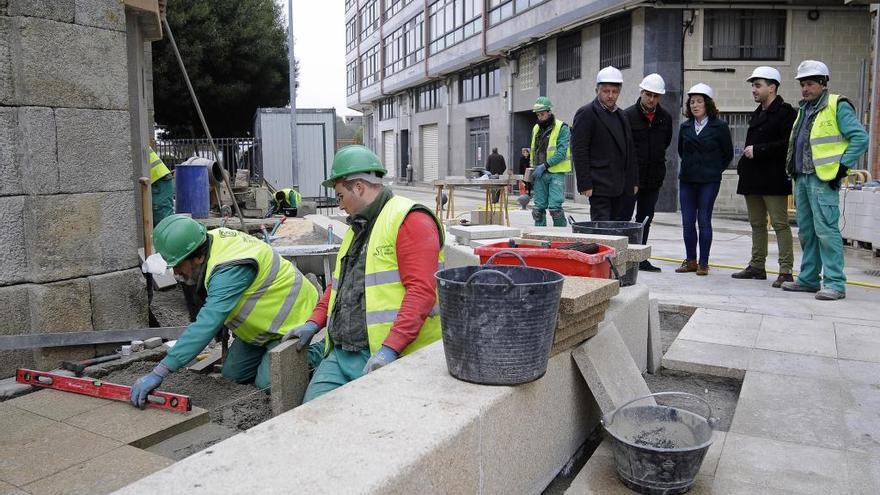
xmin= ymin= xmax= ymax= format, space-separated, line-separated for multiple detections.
xmin=219 ymin=230 xmax=238 ymax=238
xmin=373 ymin=245 xmax=395 ymax=257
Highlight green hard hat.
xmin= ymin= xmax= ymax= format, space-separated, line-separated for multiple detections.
xmin=322 ymin=145 xmax=386 ymax=188
xmin=532 ymin=96 xmax=553 ymax=112
xmin=153 ymin=214 xmax=207 ymax=267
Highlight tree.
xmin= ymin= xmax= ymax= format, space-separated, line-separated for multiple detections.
xmin=153 ymin=0 xmax=295 ymax=138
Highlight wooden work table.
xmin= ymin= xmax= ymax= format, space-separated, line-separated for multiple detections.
xmin=432 ymin=175 xmax=523 ymax=226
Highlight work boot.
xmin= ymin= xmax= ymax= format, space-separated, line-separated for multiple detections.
xmin=696 ymin=264 xmax=709 ymax=276
xmin=731 ymin=265 xmax=767 ymax=280
xmin=639 ymin=260 xmax=661 ymax=272
xmin=532 ymin=208 xmax=546 ymax=227
xmin=772 ymin=273 xmax=794 ymax=288
xmin=815 ymin=288 xmax=846 ymax=301
xmin=675 ymin=260 xmax=698 ymax=273
xmin=549 ymin=209 xmax=567 ymax=227
xmin=781 ymin=281 xmax=819 ymax=293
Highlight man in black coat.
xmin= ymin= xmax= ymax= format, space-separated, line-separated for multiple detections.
xmin=485 ymin=147 xmax=507 ymax=203
xmin=572 ymin=66 xmax=638 ymax=221
xmin=732 ymin=66 xmax=797 ymax=288
xmin=622 ymin=74 xmax=673 ymax=272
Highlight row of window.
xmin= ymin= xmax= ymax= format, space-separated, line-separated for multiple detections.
xmin=384 ymin=13 xmax=424 ymax=77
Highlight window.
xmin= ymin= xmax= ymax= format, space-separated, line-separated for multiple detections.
xmin=346 ymin=17 xmax=358 ymax=52
xmin=416 ymin=81 xmax=443 ymax=112
xmin=346 ymin=61 xmax=358 ymax=96
xmin=345 ymin=0 xmax=356 ymax=12
xmin=518 ymin=47 xmax=536 ymax=89
xmin=360 ymin=44 xmax=380 ymax=88
xmin=704 ymin=9 xmax=786 ymax=61
xmin=488 ymin=0 xmax=549 ymax=26
xmin=720 ymin=112 xmax=751 ymax=168
xmin=556 ymin=31 xmax=581 ymax=83
xmin=379 ymin=98 xmax=396 ymax=121
xmin=360 ymin=0 xmax=379 ymax=41
xmin=428 ymin=0 xmax=481 ymax=54
xmin=384 ymin=13 xmax=424 ymax=77
xmin=459 ymin=62 xmax=500 ymax=103
xmin=385 ymin=0 xmax=413 ymax=20
xmin=600 ymin=13 xmax=631 ymax=70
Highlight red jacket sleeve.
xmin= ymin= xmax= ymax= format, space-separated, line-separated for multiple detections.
xmin=308 ymin=286 xmax=332 ymax=328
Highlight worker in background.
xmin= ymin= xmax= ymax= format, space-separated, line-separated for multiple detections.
xmin=486 ymin=147 xmax=507 ymax=203
xmin=273 ymin=187 xmax=302 ymax=216
xmin=130 ymin=215 xmax=319 ymax=408
xmin=285 ymin=145 xmax=444 ymax=402
xmin=529 ymin=96 xmax=572 ymax=226
xmin=148 ymin=142 xmax=174 ymax=227
xmin=782 ymin=60 xmax=868 ymax=301
xmin=572 ymin=66 xmax=638 ymax=221
xmin=621 ymin=73 xmax=673 ymax=272
xmin=732 ymin=66 xmax=797 ymax=288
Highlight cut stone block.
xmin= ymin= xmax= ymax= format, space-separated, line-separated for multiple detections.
xmin=0 ymin=196 xmax=27 ymax=285
xmin=446 ymin=224 xmax=520 ymax=242
xmin=688 ymin=307 xmax=763 ymax=330
xmin=28 ymin=278 xmax=96 ymax=370
xmin=559 ymin=276 xmax=619 ymax=315
xmin=56 ymin=108 xmax=132 ymax=194
xmin=605 ymin=284 xmax=650 ymax=373
xmin=143 ymin=337 xmax=162 ymax=349
xmin=0 ymin=375 xmax=33 ymax=399
xmin=678 ymin=312 xmax=761 ymax=348
xmin=0 ymin=106 xmax=58 ymax=197
xmin=74 ymin=0 xmax=125 ymax=31
xmin=0 ymin=107 xmax=20 ymax=196
xmin=7 ymin=0 xmax=74 ymax=21
xmin=838 ymin=359 xmax=880 ymax=385
xmin=63 ymin=401 xmax=209 ymax=448
xmin=747 ymin=348 xmax=840 ymax=381
xmin=755 ymin=315 xmax=837 ymax=358
xmin=572 ymin=322 xmax=653 ymax=415
xmin=556 ymin=300 xmax=609 ymax=330
xmin=145 ymin=422 xmax=238 ymax=461
xmin=88 ymin=268 xmax=148 ymax=330
xmin=0 ymin=284 xmax=33 ymax=377
xmin=6 ymin=389 xmax=107 ymax=421
xmin=0 ymin=403 xmax=121 ymax=486
xmin=662 ymin=339 xmax=749 ymax=380
xmin=0 ymin=17 xmax=11 ymax=103
xmin=550 ymin=325 xmax=598 ymax=356
xmin=625 ymin=243 xmax=651 ymax=263
xmin=442 ymin=242 xmax=480 ymax=268
xmin=835 ymin=322 xmax=880 ymax=363
xmin=556 ymin=312 xmax=605 ymax=342
xmin=22 ymin=445 xmax=172 ymax=495
xmin=647 ymin=298 xmax=662 ymax=374
xmin=268 ymin=340 xmax=310 ymax=416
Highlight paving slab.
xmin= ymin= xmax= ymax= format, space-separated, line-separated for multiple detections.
xmin=604 ymin=284 xmax=650 ymax=372
xmin=571 ymin=322 xmax=652 ymax=415
xmin=835 ymin=322 xmax=880 ymax=363
xmin=678 ymin=314 xmax=760 ymax=348
xmin=446 ymin=224 xmax=520 ymax=242
xmin=846 ymin=450 xmax=880 ymax=494
xmin=556 ymin=309 xmax=604 ymax=340
xmin=624 ymin=244 xmax=651 ymax=263
xmin=747 ymin=348 xmax=840 ymax=381
xmin=730 ymin=372 xmax=846 ymax=450
xmin=838 ymin=359 xmax=880 ymax=385
xmin=755 ymin=315 xmax=837 ymax=358
xmin=268 ymin=339 xmax=310 ymax=416
xmin=647 ymin=298 xmax=662 ymax=374
xmin=662 ymin=339 xmax=749 ymax=379
xmin=0 ymin=403 xmax=121 ymax=487
xmin=63 ymin=401 xmax=209 ymax=448
xmin=556 ymin=300 xmax=609 ymax=329
xmin=21 ymin=445 xmax=172 ymax=495
xmin=144 ymin=422 xmax=238 ymax=461
xmin=6 ymin=389 xmax=108 ymax=421
xmin=558 ymin=276 xmax=619 ymax=315
xmin=0 ymin=480 xmax=28 ymax=495
xmin=687 ymin=308 xmax=763 ymax=330
xmin=551 ymin=325 xmax=599 ymax=356
xmin=714 ymin=432 xmax=848 ymax=495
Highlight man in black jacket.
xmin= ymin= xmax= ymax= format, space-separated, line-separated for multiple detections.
xmin=732 ymin=66 xmax=797 ymax=288
xmin=572 ymin=66 xmax=638 ymax=221
xmin=622 ymin=74 xmax=673 ymax=272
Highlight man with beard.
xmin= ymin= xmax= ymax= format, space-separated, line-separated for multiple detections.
xmin=129 ymin=214 xmax=319 ymax=407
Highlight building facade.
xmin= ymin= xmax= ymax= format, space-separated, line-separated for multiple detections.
xmin=345 ymin=0 xmax=873 ymax=212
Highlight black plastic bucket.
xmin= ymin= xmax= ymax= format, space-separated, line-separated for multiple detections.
xmin=436 ymin=251 xmax=564 ymax=385
xmin=571 ymin=220 xmax=644 ymax=286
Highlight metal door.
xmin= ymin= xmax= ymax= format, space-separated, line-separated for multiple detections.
xmin=420 ymin=124 xmax=439 ymax=181
xmin=382 ymin=130 xmax=396 ymax=178
xmin=467 ymin=116 xmax=490 ymax=170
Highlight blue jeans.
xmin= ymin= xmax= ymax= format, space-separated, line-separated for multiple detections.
xmin=679 ymin=181 xmax=721 ymax=265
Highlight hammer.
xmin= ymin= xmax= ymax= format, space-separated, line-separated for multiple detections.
xmin=61 ymin=354 xmax=121 ymax=376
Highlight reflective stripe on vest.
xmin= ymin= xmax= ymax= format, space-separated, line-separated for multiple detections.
xmin=325 ymin=196 xmax=445 ymax=356
xmin=204 ymin=229 xmax=318 ymax=345
xmin=148 ymin=148 xmax=172 ymax=185
xmin=530 ymin=119 xmax=572 ymax=174
xmin=808 ymin=94 xmax=848 ymax=180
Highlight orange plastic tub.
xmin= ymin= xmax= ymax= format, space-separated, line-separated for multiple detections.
xmin=473 ymin=241 xmax=615 ymax=278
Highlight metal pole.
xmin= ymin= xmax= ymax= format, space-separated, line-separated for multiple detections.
xmin=288 ymin=0 xmax=299 ymax=187
xmin=161 ymin=15 xmax=246 ymax=229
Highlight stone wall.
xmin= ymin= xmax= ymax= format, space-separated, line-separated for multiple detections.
xmin=0 ymin=1 xmax=147 ymax=375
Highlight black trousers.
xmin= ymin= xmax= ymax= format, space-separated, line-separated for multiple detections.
xmin=588 ymin=194 xmax=628 ymax=222
xmin=621 ymin=187 xmax=661 ymax=243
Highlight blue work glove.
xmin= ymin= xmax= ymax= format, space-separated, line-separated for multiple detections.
xmin=130 ymin=363 xmax=172 ymax=409
xmin=532 ymin=163 xmax=547 ymax=180
xmin=282 ymin=321 xmax=320 ymax=351
xmin=363 ymin=345 xmax=398 ymax=374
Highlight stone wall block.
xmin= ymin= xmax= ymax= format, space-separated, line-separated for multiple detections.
xmin=0 ymin=107 xmax=23 ymax=196
xmin=0 ymin=196 xmax=28 ymax=285
xmin=17 ymin=106 xmax=59 ymax=194
xmin=0 ymin=17 xmax=13 ymax=106
xmin=0 ymin=284 xmax=35 ymax=377
xmin=75 ymin=0 xmax=125 ymax=32
xmin=13 ymin=17 xmax=128 ymax=109
xmin=56 ymin=108 xmax=132 ymax=193
xmin=8 ymin=0 xmax=74 ymax=22
xmin=28 ymin=277 xmax=95 ymax=370
xmin=88 ymin=268 xmax=148 ymax=330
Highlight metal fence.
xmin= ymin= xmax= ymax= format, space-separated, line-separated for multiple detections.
xmin=155 ymin=137 xmax=260 ymax=179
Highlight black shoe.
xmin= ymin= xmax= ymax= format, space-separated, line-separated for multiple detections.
xmin=772 ymin=273 xmax=794 ymax=288
xmin=639 ymin=260 xmax=661 ymax=272
xmin=731 ymin=265 xmax=767 ymax=280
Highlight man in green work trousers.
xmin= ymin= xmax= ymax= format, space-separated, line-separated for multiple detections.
xmin=781 ymin=60 xmax=868 ymax=301
xmin=529 ymin=96 xmax=572 ymax=227
xmin=148 ymin=143 xmax=174 ymax=227
xmin=129 ymin=215 xmax=319 ymax=408
xmin=286 ymin=145 xmax=445 ymax=402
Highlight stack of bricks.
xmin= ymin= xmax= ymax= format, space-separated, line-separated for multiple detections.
xmin=550 ymin=276 xmax=620 ymax=356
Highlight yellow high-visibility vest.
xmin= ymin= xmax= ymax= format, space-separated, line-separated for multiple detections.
xmin=789 ymin=94 xmax=850 ymax=181
xmin=530 ymin=119 xmax=572 ymax=173
xmin=204 ymin=229 xmax=318 ymax=345
xmin=148 ymin=147 xmax=172 ymax=184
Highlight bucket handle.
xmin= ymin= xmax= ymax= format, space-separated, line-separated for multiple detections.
xmin=465 ymin=269 xmax=515 ymax=290
xmin=568 ymin=215 xmax=577 ymax=225
xmin=604 ymin=392 xmax=716 ymax=429
xmin=484 ymin=250 xmax=527 ymax=267
xmin=607 ymin=259 xmax=621 ymax=281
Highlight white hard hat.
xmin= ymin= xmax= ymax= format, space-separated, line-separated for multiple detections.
xmin=639 ymin=73 xmax=666 ymax=94
xmin=747 ymin=66 xmax=781 ymax=84
xmin=687 ymin=83 xmax=715 ymax=100
xmin=596 ymin=66 xmax=624 ymax=84
xmin=796 ymin=60 xmax=830 ymax=80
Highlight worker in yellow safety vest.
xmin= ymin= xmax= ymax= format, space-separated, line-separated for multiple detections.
xmin=129 ymin=214 xmax=319 ymax=407
xmin=148 ymin=144 xmax=174 ymax=227
xmin=272 ymin=188 xmax=302 ymax=216
xmin=283 ymin=145 xmax=445 ymax=402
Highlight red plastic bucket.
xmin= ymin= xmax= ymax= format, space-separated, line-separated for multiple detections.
xmin=473 ymin=241 xmax=615 ymax=278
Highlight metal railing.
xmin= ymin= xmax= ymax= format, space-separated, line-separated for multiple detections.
xmin=155 ymin=137 xmax=260 ymax=179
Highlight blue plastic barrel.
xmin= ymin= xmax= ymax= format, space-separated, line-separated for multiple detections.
xmin=175 ymin=158 xmax=211 ymax=219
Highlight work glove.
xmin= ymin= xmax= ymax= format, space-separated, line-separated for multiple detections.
xmin=532 ymin=163 xmax=547 ymax=180
xmin=141 ymin=253 xmax=167 ymax=276
xmin=130 ymin=362 xmax=172 ymax=409
xmin=362 ymin=345 xmax=398 ymax=374
xmin=282 ymin=321 xmax=320 ymax=351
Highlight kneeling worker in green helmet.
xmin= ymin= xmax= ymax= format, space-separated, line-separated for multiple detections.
xmin=130 ymin=214 xmax=319 ymax=408
xmin=291 ymin=145 xmax=445 ymax=402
